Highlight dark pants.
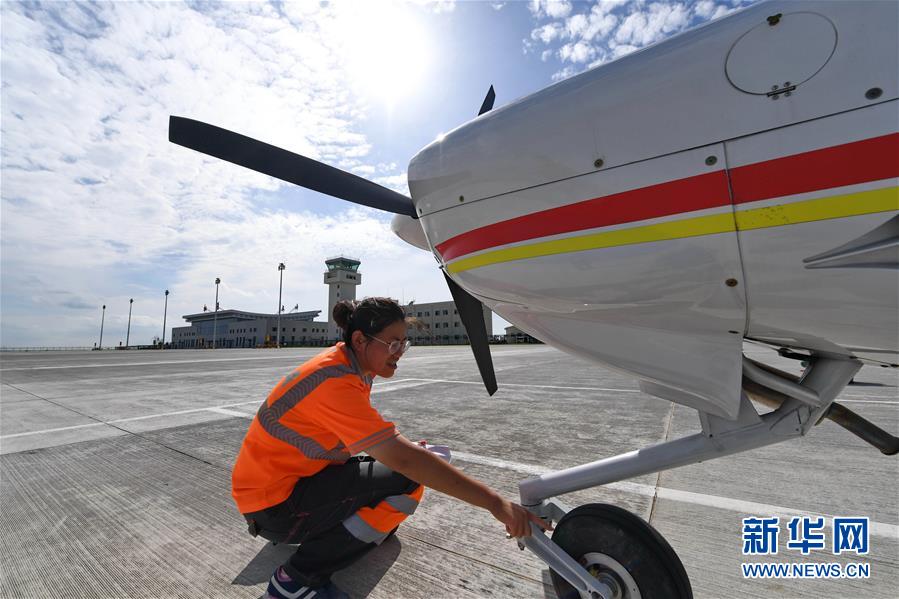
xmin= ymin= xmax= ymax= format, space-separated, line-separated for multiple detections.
xmin=244 ymin=457 xmax=419 ymax=586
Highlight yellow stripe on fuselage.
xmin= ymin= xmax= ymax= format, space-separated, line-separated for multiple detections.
xmin=445 ymin=186 xmax=898 ymax=274
xmin=734 ymin=186 xmax=897 ymax=231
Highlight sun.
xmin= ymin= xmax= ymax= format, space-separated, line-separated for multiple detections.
xmin=337 ymin=2 xmax=432 ymax=107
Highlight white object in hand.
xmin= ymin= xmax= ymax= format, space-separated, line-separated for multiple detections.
xmin=424 ymin=444 xmax=452 ymax=464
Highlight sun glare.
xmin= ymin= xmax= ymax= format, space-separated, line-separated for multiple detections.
xmin=338 ymin=3 xmax=432 ymax=107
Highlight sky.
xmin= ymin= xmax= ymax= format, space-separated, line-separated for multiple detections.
xmin=1 ymin=0 xmax=756 ymax=348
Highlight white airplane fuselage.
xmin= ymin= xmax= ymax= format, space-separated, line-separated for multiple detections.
xmin=394 ymin=0 xmax=899 ymax=419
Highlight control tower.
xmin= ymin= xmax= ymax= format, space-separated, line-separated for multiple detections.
xmin=324 ymin=256 xmax=362 ymax=339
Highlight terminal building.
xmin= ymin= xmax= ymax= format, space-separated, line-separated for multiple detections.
xmin=404 ymin=301 xmax=492 ymax=346
xmin=171 ymin=257 xmax=492 ymax=348
xmin=504 ymin=325 xmax=541 ymax=344
xmin=171 ymin=309 xmax=327 ymax=349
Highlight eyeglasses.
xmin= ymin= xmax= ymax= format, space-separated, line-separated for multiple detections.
xmin=366 ymin=335 xmax=411 ymax=355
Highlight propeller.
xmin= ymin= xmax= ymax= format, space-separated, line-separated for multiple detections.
xmin=478 ymin=85 xmax=496 ymax=116
xmin=444 ymin=272 xmax=497 ymax=395
xmin=167 ymin=85 xmax=499 ymax=395
xmin=439 ymin=84 xmax=499 ymax=395
xmin=168 ymin=116 xmax=416 ymax=218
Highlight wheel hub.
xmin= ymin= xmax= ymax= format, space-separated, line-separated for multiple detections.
xmin=579 ymin=552 xmax=641 ymax=599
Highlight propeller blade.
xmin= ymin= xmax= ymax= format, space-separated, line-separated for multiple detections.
xmin=478 ymin=85 xmax=496 ymax=116
xmin=443 ymin=272 xmax=497 ymax=396
xmin=168 ymin=116 xmax=417 ymax=218
xmin=430 ymin=86 xmax=500 ymax=396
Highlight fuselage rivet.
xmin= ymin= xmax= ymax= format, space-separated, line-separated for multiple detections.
xmin=866 ymin=87 xmax=883 ymax=100
xmin=594 ymin=158 xmax=604 ymax=168
xmin=458 ymin=195 xmax=464 ymax=203
xmin=726 ymin=278 xmax=738 ymax=287
xmin=705 ymin=156 xmax=718 ymax=166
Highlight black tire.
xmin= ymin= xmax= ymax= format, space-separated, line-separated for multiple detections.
xmin=549 ymin=503 xmax=692 ymax=599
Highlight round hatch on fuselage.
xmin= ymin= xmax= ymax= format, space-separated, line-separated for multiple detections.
xmin=725 ymin=12 xmax=837 ymax=94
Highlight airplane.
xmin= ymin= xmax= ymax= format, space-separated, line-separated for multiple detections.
xmin=168 ymin=1 xmax=898 ymax=597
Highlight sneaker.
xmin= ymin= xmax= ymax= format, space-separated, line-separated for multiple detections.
xmin=266 ymin=567 xmax=350 ymax=599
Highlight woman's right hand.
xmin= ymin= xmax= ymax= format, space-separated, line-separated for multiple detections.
xmin=490 ymin=497 xmax=553 ymax=538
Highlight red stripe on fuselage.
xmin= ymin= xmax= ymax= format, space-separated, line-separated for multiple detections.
xmin=730 ymin=133 xmax=899 ymax=204
xmin=435 ymin=171 xmax=731 ymax=262
xmin=435 ymin=133 xmax=899 ymax=263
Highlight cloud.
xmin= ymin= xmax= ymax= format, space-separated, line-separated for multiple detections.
xmin=373 ymin=173 xmax=410 ymax=197
xmin=409 ymin=0 xmax=456 ymax=14
xmin=531 ymin=23 xmax=563 ymax=44
xmin=0 ymin=1 xmax=443 ymax=346
xmin=559 ymin=41 xmax=596 ymax=64
xmin=529 ymin=1 xmax=573 ymax=19
xmin=525 ymin=0 xmax=758 ymax=81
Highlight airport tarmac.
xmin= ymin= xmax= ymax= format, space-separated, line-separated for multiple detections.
xmin=1 ymin=344 xmax=897 ymax=599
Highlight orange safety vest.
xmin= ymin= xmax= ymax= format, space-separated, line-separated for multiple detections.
xmin=232 ymin=342 xmax=397 ymax=514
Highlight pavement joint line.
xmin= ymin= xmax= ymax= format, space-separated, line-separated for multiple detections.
xmin=393 ymin=377 xmax=640 ymax=393
xmin=208 ymin=407 xmax=255 ymax=418
xmin=4 ymin=366 xmax=297 ymax=385
xmin=0 ymin=381 xmax=218 ymax=467
xmin=0 ymin=348 xmax=536 ymax=372
xmin=0 ymin=355 xmax=310 ymax=371
xmin=4 ymin=377 xmax=891 ymax=443
xmin=451 ymin=451 xmax=899 ymax=539
xmin=0 ymin=380 xmax=448 ymax=440
xmin=398 ymin=530 xmax=550 ymax=588
xmin=648 ymin=402 xmax=677 ymax=525
xmin=0 ymin=379 xmax=642 ymax=440
xmin=838 ymin=399 xmax=899 ymax=404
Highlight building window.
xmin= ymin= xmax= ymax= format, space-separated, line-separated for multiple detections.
xmin=454 ymin=309 xmax=458 ymax=314
xmin=443 ymin=309 xmax=449 ymax=315
xmin=455 ymin=322 xmax=459 ymax=327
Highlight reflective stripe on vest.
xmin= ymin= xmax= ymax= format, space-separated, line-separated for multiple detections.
xmin=256 ymin=364 xmax=355 ymax=461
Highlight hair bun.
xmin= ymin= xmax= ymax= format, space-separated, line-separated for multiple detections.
xmin=332 ymin=300 xmax=356 ymax=330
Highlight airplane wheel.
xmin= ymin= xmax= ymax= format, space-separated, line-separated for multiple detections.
xmin=549 ymin=503 xmax=692 ymax=599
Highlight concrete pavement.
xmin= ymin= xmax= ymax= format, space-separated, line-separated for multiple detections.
xmin=1 ymin=345 xmax=896 ymax=598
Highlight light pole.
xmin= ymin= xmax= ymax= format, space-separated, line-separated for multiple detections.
xmin=277 ymin=262 xmax=285 ymax=348
xmin=99 ymin=304 xmax=106 ymax=350
xmin=126 ymin=298 xmax=133 ymax=348
xmin=212 ymin=277 xmax=220 ymax=349
xmin=162 ymin=290 xmax=169 ymax=349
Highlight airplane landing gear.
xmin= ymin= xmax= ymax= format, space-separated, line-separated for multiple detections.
xmin=549 ymin=504 xmax=691 ymax=599
xmin=517 ymin=357 xmax=861 ymax=598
